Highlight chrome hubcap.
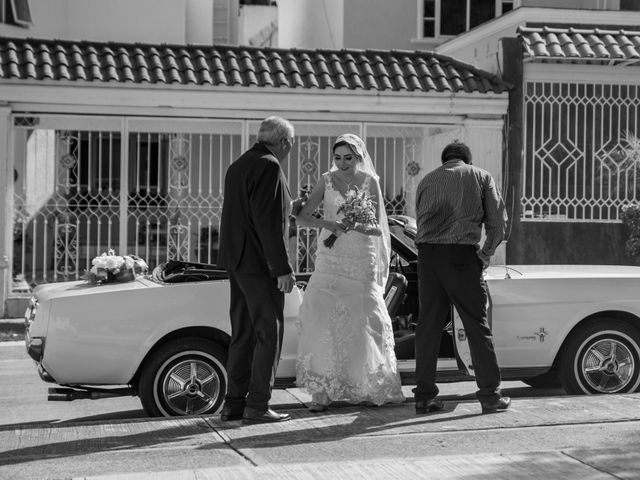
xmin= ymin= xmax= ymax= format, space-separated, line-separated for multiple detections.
xmin=162 ymin=358 xmax=221 ymax=415
xmin=582 ymin=339 xmax=634 ymax=393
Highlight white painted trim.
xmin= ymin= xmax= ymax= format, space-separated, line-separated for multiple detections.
xmin=436 ymin=7 xmax=640 ymax=55
xmin=0 ymin=84 xmax=509 ymax=117
xmin=524 ymin=63 xmax=640 ymax=85
xmin=463 ymin=118 xmax=504 ymax=129
xmin=7 ymin=104 xmax=477 ymax=125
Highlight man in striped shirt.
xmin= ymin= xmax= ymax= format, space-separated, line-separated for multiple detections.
xmin=413 ymin=141 xmax=510 ymax=414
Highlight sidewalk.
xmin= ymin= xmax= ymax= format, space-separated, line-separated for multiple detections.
xmin=64 ymin=391 xmax=640 ymax=479
xmin=1 ymin=388 xmax=639 ymax=480
xmin=75 ymin=448 xmax=639 ymax=480
xmin=70 ymin=390 xmax=640 ymax=480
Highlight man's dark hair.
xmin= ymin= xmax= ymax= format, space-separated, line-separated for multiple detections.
xmin=441 ymin=142 xmax=472 ymax=164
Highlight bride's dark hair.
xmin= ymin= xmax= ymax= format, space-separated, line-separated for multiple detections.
xmin=332 ymin=140 xmax=362 ymax=161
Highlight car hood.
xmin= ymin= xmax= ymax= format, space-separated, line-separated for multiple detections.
xmin=486 ymin=264 xmax=640 ymax=280
xmin=33 ymin=276 xmax=160 ymax=302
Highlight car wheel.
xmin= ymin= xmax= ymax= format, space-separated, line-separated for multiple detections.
xmin=558 ymin=319 xmax=640 ymax=395
xmin=138 ymin=338 xmax=227 ymax=417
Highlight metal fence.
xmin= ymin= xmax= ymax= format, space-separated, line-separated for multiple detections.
xmin=522 ymin=81 xmax=640 ymax=222
xmin=10 ymin=115 xmax=447 ymax=290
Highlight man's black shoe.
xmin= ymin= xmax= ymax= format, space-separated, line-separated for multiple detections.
xmin=242 ymin=408 xmax=291 ymax=424
xmin=415 ymin=398 xmax=445 ymax=414
xmin=480 ymin=396 xmax=511 ymax=414
xmin=220 ymin=405 xmax=244 ymax=421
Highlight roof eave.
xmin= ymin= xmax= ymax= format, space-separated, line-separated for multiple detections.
xmin=436 ymin=6 xmax=640 ymax=56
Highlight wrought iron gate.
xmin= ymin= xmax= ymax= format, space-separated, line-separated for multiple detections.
xmin=11 ymin=115 xmax=452 ymax=290
xmin=522 ymin=81 xmax=640 ymax=222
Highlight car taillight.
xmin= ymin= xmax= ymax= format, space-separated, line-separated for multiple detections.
xmin=24 ymin=296 xmax=38 ymax=329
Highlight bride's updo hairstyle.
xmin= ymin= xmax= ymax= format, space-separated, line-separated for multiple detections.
xmin=332 ymin=140 xmax=360 ymax=157
xmin=332 ymin=138 xmax=364 ymax=171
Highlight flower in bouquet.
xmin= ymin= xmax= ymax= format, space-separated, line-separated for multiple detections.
xmin=324 ymin=187 xmax=378 ymax=248
xmin=83 ymin=249 xmax=149 ymax=284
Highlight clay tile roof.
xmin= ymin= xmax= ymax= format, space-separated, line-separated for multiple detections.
xmin=0 ymin=36 xmax=508 ymax=94
xmin=519 ymin=26 xmax=640 ymax=65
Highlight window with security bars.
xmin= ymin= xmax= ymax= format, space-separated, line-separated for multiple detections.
xmin=522 ymin=82 xmax=640 ymax=222
xmin=0 ymin=0 xmax=31 ymax=27
xmin=419 ymin=0 xmax=514 ymax=38
xmin=621 ymin=0 xmax=640 ymax=11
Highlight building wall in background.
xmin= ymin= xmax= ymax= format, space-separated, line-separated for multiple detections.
xmin=0 ymin=0 xmax=222 ymax=44
xmin=343 ymin=0 xmax=422 ymax=51
xmin=278 ymin=0 xmax=343 ymax=49
xmin=186 ymin=0 xmax=213 ymax=44
xmin=239 ymin=4 xmax=277 ymax=46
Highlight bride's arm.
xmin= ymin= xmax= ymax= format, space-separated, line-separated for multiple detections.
xmin=295 ymin=175 xmax=346 ymax=236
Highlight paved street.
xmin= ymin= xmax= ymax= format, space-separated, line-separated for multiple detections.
xmin=2 ymin=340 xmax=640 ymax=479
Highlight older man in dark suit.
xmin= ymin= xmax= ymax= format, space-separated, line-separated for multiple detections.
xmin=217 ymin=116 xmax=296 ymax=424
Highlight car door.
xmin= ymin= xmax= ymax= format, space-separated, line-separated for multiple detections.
xmin=451 ymin=285 xmax=496 ymax=378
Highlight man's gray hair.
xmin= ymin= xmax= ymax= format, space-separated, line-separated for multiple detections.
xmin=257 ymin=116 xmax=294 ymax=145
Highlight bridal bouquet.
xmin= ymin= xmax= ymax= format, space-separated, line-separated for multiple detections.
xmin=324 ymin=187 xmax=378 ymax=248
xmin=83 ymin=249 xmax=149 ymax=285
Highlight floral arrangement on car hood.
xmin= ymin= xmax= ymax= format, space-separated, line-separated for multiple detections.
xmin=83 ymin=249 xmax=149 ymax=284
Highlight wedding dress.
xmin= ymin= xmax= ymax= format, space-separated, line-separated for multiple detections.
xmin=295 ymin=172 xmax=405 ymax=406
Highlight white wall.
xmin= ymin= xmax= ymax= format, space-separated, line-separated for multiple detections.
xmin=239 ymin=5 xmax=278 ymax=46
xmin=278 ymin=0 xmax=343 ymax=49
xmin=186 ymin=0 xmax=213 ymax=45
xmin=343 ymin=0 xmax=420 ymax=50
xmin=0 ymin=0 xmax=187 ymax=44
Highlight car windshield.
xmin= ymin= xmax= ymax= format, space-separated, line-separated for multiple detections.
xmin=390 ymin=224 xmax=416 ymax=252
xmin=388 ymin=216 xmax=417 ymax=263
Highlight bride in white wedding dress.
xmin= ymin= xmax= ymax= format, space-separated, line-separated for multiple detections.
xmin=294 ymin=134 xmax=404 ymax=411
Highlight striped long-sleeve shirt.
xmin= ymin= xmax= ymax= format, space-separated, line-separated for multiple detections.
xmin=415 ymin=160 xmax=507 ymax=258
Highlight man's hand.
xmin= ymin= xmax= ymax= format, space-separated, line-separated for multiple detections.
xmin=277 ymin=272 xmax=296 ymax=293
xmin=478 ymin=251 xmax=491 ymax=270
xmin=290 ymin=197 xmax=305 ymax=217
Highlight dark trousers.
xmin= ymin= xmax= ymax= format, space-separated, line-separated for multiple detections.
xmin=225 ymin=270 xmax=285 ymax=411
xmin=414 ymin=244 xmax=501 ymax=403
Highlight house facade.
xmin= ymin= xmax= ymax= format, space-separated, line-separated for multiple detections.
xmin=437 ymin=6 xmax=640 ymax=264
xmin=5 ymin=1 xmax=637 ymax=314
xmin=0 ymin=0 xmax=510 ymax=315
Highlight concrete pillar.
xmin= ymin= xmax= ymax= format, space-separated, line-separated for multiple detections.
xmin=0 ymin=106 xmax=12 ymax=317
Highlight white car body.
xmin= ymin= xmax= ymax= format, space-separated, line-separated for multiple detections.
xmin=27 ymin=277 xmax=302 ymax=385
xmin=24 ymin=221 xmax=640 ymax=416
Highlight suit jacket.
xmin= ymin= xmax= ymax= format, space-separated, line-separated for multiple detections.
xmin=217 ymin=142 xmax=293 ymax=277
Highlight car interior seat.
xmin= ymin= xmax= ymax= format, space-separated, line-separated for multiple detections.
xmin=384 ymin=272 xmax=408 ymax=318
xmin=384 ymin=272 xmax=417 ymax=360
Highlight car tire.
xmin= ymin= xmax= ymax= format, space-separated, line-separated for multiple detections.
xmin=558 ymin=319 xmax=640 ymax=395
xmin=138 ymin=338 xmax=227 ymax=417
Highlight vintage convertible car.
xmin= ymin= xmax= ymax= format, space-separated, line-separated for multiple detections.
xmin=24 ymin=216 xmax=640 ymax=417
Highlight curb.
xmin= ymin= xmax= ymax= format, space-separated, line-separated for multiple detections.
xmin=0 ymin=319 xmax=25 ymax=344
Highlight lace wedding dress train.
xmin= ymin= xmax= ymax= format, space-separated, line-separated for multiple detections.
xmin=295 ymin=173 xmax=405 ymax=406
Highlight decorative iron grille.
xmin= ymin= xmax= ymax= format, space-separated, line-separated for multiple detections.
xmin=11 ymin=117 xmax=455 ymax=289
xmin=522 ymin=82 xmax=640 ymax=222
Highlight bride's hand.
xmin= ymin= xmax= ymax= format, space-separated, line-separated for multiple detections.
xmin=340 ymin=218 xmax=355 ymax=232
xmin=331 ymin=221 xmax=347 ymax=236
